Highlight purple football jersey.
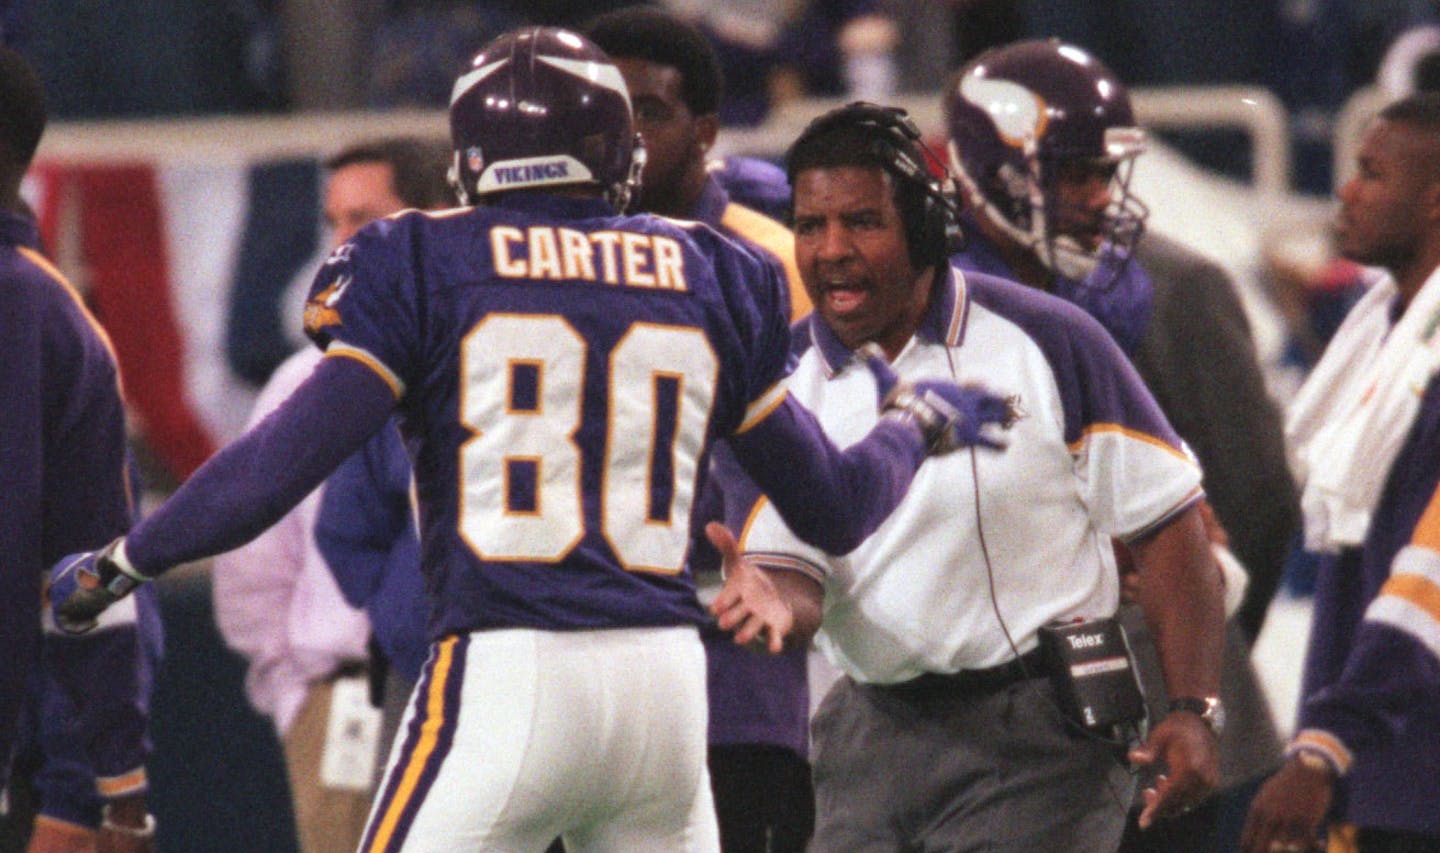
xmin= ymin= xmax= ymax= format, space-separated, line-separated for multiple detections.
xmin=304 ymin=194 xmax=792 ymax=638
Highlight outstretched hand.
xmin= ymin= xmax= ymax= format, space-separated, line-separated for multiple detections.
xmin=707 ymin=522 xmax=796 ymax=655
xmin=859 ymin=343 xmax=1013 ymax=452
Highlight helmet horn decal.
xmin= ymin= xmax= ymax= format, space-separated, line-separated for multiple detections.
xmin=960 ymin=74 xmax=1048 ymax=150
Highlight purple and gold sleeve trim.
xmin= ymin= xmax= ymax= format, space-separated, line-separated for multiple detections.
xmin=1287 ymin=729 xmax=1353 ymax=777
xmin=18 ymin=246 xmax=118 ymax=357
xmin=1366 ymin=544 xmax=1440 ymax=663
xmin=96 ymin=767 xmax=148 ymax=798
xmin=362 ymin=635 xmax=466 ymax=853
xmin=735 ymin=381 xmax=788 ymax=435
xmin=1066 ymin=422 xmax=1194 ymax=465
xmin=738 ymin=496 xmax=827 ymax=585
xmin=325 ymin=343 xmax=405 ymax=399
xmin=1117 ymin=485 xmax=1206 ymax=544
xmin=748 ymin=553 xmax=827 ymax=586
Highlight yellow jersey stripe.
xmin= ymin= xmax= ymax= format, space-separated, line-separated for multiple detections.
xmin=17 ymin=246 xmax=125 ymax=398
xmin=736 ymin=382 xmax=788 ymax=435
xmin=739 ymin=495 xmax=770 ymax=548
xmin=719 ymin=202 xmax=810 ymax=320
xmin=1411 ymin=481 xmax=1440 ymax=551
xmin=96 ymin=767 xmax=148 ymax=797
xmin=366 ymin=636 xmax=458 ymax=853
xmin=325 ymin=344 xmax=405 ymax=399
xmin=1067 ymin=423 xmax=1194 ymax=465
xmin=1380 ymin=573 xmax=1440 ymax=625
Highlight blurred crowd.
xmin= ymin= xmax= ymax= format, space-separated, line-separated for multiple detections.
xmin=0 ymin=0 xmax=1435 ymax=189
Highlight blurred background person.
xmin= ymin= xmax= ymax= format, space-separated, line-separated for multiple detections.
xmin=210 ymin=136 xmax=449 ymax=853
xmin=0 ymin=43 xmax=156 ymax=853
xmin=943 ymin=38 xmax=1297 ymax=851
xmin=585 ymin=7 xmax=814 ymax=850
xmin=1244 ymin=90 xmax=1440 ymax=853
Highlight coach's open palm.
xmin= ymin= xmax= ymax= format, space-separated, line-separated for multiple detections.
xmin=707 ymin=522 xmax=800 ymax=654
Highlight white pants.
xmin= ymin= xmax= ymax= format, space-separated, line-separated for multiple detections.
xmin=358 ymin=627 xmax=719 ymax=853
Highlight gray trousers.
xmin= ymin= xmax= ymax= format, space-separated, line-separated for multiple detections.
xmin=810 ymin=674 xmax=1134 ymax=853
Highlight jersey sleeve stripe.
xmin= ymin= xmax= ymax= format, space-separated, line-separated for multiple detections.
xmin=735 ymin=382 xmax=788 ymax=435
xmin=737 ymin=495 xmax=828 ymax=581
xmin=1066 ymin=423 xmax=1195 ymax=465
xmin=739 ymin=495 xmax=770 ymax=545
xmin=1409 ymin=481 xmax=1440 ymax=551
xmin=1289 ymin=728 xmax=1354 ymax=776
xmin=325 ymin=344 xmax=406 ymax=399
xmin=17 ymin=245 xmax=126 ymax=398
xmin=1367 ymin=547 xmax=1440 ymax=660
xmin=96 ymin=766 xmax=148 ymax=798
xmin=364 ymin=636 xmax=460 ymax=853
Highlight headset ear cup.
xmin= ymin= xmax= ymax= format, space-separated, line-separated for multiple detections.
xmin=925 ymin=195 xmax=950 ymax=266
xmin=789 ymin=101 xmax=961 ymax=269
xmin=914 ymin=184 xmax=959 ymax=269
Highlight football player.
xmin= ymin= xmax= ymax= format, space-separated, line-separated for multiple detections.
xmin=48 ymin=27 xmax=1010 ymax=853
xmin=944 ymin=39 xmax=1297 ymax=852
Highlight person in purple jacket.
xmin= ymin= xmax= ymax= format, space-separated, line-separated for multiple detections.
xmin=0 ymin=45 xmax=154 ymax=848
xmin=46 ymin=27 xmax=1009 ymax=853
xmin=1242 ymin=92 xmax=1440 ymax=853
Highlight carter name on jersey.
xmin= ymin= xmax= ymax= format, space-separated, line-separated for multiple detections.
xmin=490 ymin=225 xmax=689 ymax=291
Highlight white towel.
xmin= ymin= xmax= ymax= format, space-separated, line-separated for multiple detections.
xmin=1286 ymin=266 xmax=1440 ymax=552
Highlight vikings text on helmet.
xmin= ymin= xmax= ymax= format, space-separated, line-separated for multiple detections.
xmin=448 ymin=27 xmax=645 ymax=210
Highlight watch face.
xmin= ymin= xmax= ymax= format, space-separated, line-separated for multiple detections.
xmin=1205 ymin=698 xmax=1226 ymax=735
xmin=1169 ymin=696 xmax=1224 ymax=735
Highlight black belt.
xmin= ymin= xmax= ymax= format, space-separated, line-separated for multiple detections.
xmin=874 ymin=647 xmax=1049 ymax=699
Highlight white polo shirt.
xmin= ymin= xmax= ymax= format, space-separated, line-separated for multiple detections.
xmin=741 ymin=267 xmax=1202 ymax=685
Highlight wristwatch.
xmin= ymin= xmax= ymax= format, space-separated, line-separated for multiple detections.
xmin=1167 ymin=696 xmax=1225 ymax=736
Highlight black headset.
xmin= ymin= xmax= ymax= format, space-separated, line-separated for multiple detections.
xmin=786 ymin=101 xmax=963 ymax=270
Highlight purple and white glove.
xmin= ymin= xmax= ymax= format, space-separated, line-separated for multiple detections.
xmin=860 ymin=343 xmax=1014 ymax=453
xmin=47 ymin=538 xmax=149 ymax=635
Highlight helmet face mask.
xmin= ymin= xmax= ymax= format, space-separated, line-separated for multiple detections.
xmin=945 ymin=39 xmax=1148 ymax=283
xmin=447 ymin=27 xmax=643 ymax=211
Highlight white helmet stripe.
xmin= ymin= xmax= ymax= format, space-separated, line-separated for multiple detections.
xmin=450 ymin=59 xmax=509 ymax=106
xmin=536 ymin=56 xmax=631 ymax=107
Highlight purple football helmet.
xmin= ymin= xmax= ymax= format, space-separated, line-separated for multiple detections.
xmin=448 ymin=27 xmax=644 ymax=210
xmin=945 ymin=39 xmax=1147 ymax=281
